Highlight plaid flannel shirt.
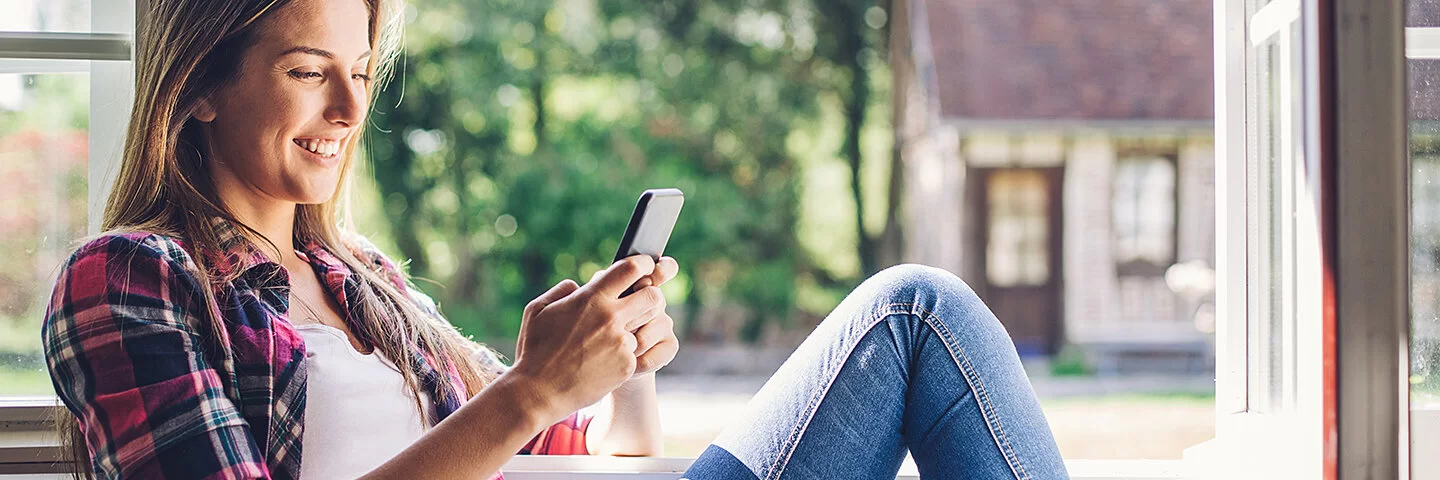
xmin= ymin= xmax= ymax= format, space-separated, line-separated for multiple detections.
xmin=43 ymin=222 xmax=590 ymax=479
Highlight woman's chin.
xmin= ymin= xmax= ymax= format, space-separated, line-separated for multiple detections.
xmin=291 ymin=184 xmax=341 ymax=205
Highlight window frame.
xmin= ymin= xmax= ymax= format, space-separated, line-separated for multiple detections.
xmin=1205 ymin=0 xmax=1411 ymax=478
xmin=1330 ymin=0 xmax=1408 ymax=476
xmin=1402 ymin=23 xmax=1440 ymax=479
xmin=0 ymin=0 xmax=1319 ymax=475
xmin=1202 ymin=0 xmax=1332 ymax=476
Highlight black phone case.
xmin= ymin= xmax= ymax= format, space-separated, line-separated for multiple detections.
xmin=613 ymin=188 xmax=684 ymax=264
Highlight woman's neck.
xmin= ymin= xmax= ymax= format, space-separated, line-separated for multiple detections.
xmin=215 ymin=185 xmax=300 ymax=265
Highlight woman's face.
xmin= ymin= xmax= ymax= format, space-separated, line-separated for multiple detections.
xmin=198 ymin=0 xmax=372 ymax=207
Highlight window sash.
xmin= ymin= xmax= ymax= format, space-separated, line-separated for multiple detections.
xmin=1215 ymin=0 xmax=1411 ymax=477
xmin=1208 ymin=0 xmax=1328 ymax=476
xmin=1408 ymin=28 xmax=1440 ymax=59
xmin=0 ymin=32 xmax=131 ymax=61
xmin=1401 ymin=20 xmax=1440 ymax=480
xmin=0 ymin=0 xmax=1210 ymax=478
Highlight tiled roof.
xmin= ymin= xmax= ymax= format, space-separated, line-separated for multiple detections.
xmin=922 ymin=0 xmax=1214 ymax=121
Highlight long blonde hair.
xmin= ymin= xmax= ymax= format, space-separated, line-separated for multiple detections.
xmin=59 ymin=0 xmax=495 ymax=474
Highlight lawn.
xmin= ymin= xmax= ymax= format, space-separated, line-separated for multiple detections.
xmin=0 ymin=366 xmax=54 ymax=396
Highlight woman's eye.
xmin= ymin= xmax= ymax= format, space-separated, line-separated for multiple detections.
xmin=352 ymin=73 xmax=372 ymax=83
xmin=288 ymin=70 xmax=323 ymax=80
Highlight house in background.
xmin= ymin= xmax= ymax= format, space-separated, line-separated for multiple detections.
xmin=891 ymin=0 xmax=1216 ymax=371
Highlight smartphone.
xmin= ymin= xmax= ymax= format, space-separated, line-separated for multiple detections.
xmin=613 ymin=188 xmax=684 ymax=296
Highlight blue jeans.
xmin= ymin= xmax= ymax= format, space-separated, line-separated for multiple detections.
xmin=682 ymin=264 xmax=1068 ymax=479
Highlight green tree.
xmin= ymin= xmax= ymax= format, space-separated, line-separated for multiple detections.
xmin=366 ymin=0 xmax=896 ymax=343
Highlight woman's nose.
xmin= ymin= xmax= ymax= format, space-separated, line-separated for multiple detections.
xmin=325 ymin=78 xmax=366 ymax=127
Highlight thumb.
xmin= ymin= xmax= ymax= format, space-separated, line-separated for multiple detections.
xmin=524 ymin=279 xmax=580 ymax=319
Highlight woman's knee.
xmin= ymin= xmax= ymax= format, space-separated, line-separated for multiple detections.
xmin=852 ymin=264 xmax=1003 ymax=331
xmin=862 ymin=264 xmax=978 ymax=304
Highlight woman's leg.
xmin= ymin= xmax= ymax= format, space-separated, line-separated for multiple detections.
xmin=682 ymin=264 xmax=1066 ymax=480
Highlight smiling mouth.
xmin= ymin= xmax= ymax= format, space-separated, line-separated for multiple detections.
xmin=294 ymin=138 xmax=340 ymax=157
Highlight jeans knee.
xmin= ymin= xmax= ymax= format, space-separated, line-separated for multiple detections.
xmin=865 ymin=264 xmax=975 ymax=301
xmin=856 ymin=264 xmax=1000 ymax=331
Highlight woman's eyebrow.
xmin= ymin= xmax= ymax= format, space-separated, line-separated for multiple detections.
xmin=278 ymin=46 xmax=373 ymax=62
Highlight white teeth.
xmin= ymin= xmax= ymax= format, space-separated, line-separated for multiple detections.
xmin=295 ymin=139 xmax=339 ymax=157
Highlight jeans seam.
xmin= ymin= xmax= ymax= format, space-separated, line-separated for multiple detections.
xmin=763 ymin=304 xmax=912 ymax=480
xmin=763 ymin=301 xmax=1035 ymax=480
xmin=911 ymin=303 xmax=1031 ymax=480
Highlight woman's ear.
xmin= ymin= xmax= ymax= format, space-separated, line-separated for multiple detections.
xmin=193 ymin=97 xmax=217 ymax=123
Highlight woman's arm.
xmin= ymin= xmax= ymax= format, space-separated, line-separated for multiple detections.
xmin=361 ymin=370 xmax=566 ymax=479
xmin=585 ymin=257 xmax=678 ymax=456
xmin=370 ymin=257 xmax=666 ymax=476
xmin=586 ymin=373 xmax=664 ymax=456
xmin=43 ymin=234 xmax=270 ymax=479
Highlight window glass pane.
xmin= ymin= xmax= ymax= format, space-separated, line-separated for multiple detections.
xmin=0 ymin=0 xmax=91 ymax=33
xmin=1114 ymin=156 xmax=1177 ymax=274
xmin=986 ymin=169 xmax=1049 ymax=287
xmin=1247 ymin=29 xmax=1300 ymax=413
xmin=0 ymin=73 xmax=89 ymax=397
xmin=1412 ymin=0 xmax=1440 ymax=27
xmin=1412 ymin=59 xmax=1440 ymax=404
xmin=1412 ymin=53 xmax=1440 ymax=476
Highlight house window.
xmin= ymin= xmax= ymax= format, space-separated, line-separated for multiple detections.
xmin=0 ymin=1 xmax=134 ymax=474
xmin=1112 ymin=156 xmax=1177 ymax=277
xmin=0 ymin=72 xmax=90 ymax=398
xmin=985 ymin=169 xmax=1050 ymax=287
xmin=0 ymin=0 xmax=131 ymax=399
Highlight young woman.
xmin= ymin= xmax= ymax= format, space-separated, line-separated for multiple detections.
xmin=41 ymin=0 xmax=1068 ymax=478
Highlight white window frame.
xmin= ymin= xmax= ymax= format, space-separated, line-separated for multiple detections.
xmin=1201 ymin=0 xmax=1411 ymax=478
xmin=9 ymin=0 xmax=1412 ymax=477
xmin=1200 ymin=0 xmax=1331 ymax=476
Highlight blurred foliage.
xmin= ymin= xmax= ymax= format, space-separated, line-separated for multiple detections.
xmin=364 ymin=0 xmax=897 ymax=343
xmin=1049 ymin=343 xmax=1094 ymax=377
xmin=0 ymin=0 xmax=899 ymax=363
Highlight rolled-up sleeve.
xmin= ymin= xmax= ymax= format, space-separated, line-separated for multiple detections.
xmin=42 ymin=234 xmax=268 ymax=479
xmin=519 ymin=411 xmax=593 ymax=455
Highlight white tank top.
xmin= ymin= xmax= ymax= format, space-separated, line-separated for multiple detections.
xmin=296 ymin=323 xmax=433 ymax=479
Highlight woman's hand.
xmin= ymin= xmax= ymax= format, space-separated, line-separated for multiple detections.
xmin=626 ymin=256 xmax=679 ymax=291
xmin=590 ymin=256 xmax=680 ymax=377
xmin=510 ymin=255 xmax=666 ymax=418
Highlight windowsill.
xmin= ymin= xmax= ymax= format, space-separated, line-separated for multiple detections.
xmin=0 ymin=397 xmax=1191 ymax=478
xmin=499 ymin=456 xmax=1189 ymax=479
xmin=1 ymin=451 xmax=1191 ymax=479
xmin=1412 ymin=404 xmax=1440 ymax=475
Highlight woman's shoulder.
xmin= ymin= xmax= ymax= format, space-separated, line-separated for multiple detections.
xmin=46 ymin=232 xmax=208 ymax=338
xmin=65 ymin=231 xmax=199 ymax=273
xmin=338 ymin=233 xmax=396 ymax=269
xmin=336 ymin=232 xmax=410 ymax=289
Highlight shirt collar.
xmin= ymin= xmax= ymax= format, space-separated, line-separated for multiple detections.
xmin=205 ymin=217 xmax=365 ymax=324
xmin=205 ymin=217 xmax=282 ymax=279
xmin=207 ymin=218 xmax=471 ymax=417
xmin=204 ymin=217 xmax=349 ymax=284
